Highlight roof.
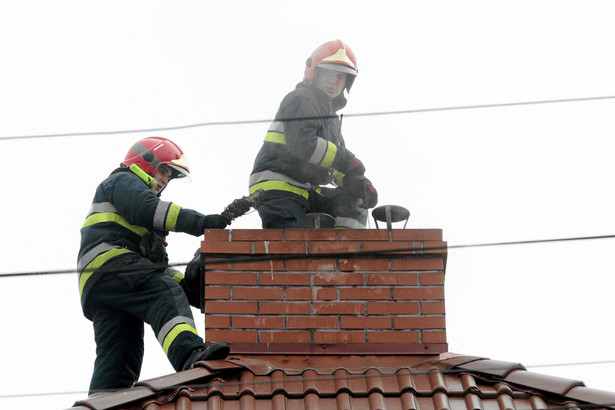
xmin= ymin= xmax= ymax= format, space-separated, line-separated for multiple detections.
xmin=70 ymin=353 xmax=615 ymax=409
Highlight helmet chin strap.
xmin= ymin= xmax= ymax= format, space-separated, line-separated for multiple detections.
xmin=129 ymin=163 xmax=159 ymax=189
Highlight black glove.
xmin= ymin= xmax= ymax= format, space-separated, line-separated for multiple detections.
xmin=139 ymin=231 xmax=169 ymax=263
xmin=181 ymin=249 xmax=203 ymax=309
xmin=345 ymin=176 xmax=378 ymax=209
xmin=203 ymin=214 xmax=230 ymax=229
xmin=347 ymin=157 xmax=366 ymax=177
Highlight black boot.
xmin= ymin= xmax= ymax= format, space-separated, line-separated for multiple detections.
xmin=181 ymin=342 xmax=230 ymax=371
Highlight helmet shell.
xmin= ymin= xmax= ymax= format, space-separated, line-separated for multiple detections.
xmin=121 ymin=137 xmax=190 ymax=178
xmin=304 ymin=40 xmax=358 ymax=91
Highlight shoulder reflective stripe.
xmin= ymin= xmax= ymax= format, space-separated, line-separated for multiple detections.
xmin=307 ymin=137 xmax=330 ymax=166
xmin=165 ymin=203 xmax=181 ymax=231
xmin=320 ymin=141 xmax=338 ymax=168
xmin=78 ymin=247 xmax=133 ymax=296
xmin=264 ymin=132 xmax=286 ymax=144
xmin=250 ymin=181 xmax=310 ymax=199
xmin=81 ymin=213 xmax=149 ymax=237
xmin=153 ymin=201 xmax=171 ymax=230
xmin=157 ymin=316 xmax=198 ymax=354
xmin=249 ymin=170 xmax=311 ymax=189
xmin=87 ymin=202 xmax=117 ymax=216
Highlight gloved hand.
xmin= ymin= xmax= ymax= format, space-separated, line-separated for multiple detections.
xmin=139 ymin=231 xmax=169 ymax=263
xmin=345 ymin=176 xmax=378 ymax=209
xmin=347 ymin=157 xmax=365 ymax=177
xmin=203 ymin=214 xmax=230 ymax=229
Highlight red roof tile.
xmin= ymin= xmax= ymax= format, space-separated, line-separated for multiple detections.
xmin=71 ymin=354 xmax=615 ymax=409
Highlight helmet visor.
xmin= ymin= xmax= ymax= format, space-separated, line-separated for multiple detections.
xmin=317 ymin=63 xmax=357 ymax=76
xmin=167 ymin=164 xmax=191 ymax=181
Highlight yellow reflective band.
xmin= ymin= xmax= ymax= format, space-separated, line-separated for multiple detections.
xmin=250 ymin=181 xmax=310 ymax=199
xmin=162 ymin=324 xmax=199 ymax=354
xmin=82 ymin=213 xmax=149 ymax=237
xmin=165 ymin=203 xmax=181 ymax=231
xmin=320 ymin=141 xmax=337 ymax=168
xmin=171 ymin=272 xmax=184 ymax=284
xmin=264 ymin=132 xmax=286 ymax=144
xmin=79 ymin=248 xmax=133 ymax=296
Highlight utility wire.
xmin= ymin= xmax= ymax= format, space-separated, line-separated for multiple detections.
xmin=1 ymin=94 xmax=614 ymax=141
xmin=1 ymin=233 xmax=614 ymax=279
xmin=3 ymin=360 xmax=615 ymax=404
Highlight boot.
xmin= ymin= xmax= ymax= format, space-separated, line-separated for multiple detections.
xmin=181 ymin=342 xmax=230 ymax=371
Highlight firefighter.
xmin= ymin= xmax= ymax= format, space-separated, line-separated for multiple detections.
xmin=249 ymin=39 xmax=378 ymax=229
xmin=78 ymin=137 xmax=232 ymax=396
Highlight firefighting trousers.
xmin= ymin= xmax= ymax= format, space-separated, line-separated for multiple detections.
xmin=255 ymin=187 xmax=367 ymax=229
xmin=82 ymin=253 xmax=206 ymax=395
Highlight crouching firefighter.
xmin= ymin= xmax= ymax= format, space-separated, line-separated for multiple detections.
xmin=249 ymin=39 xmax=378 ymax=229
xmin=77 ymin=136 xmax=256 ymax=396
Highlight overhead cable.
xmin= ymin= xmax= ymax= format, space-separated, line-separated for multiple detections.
xmin=1 ymin=233 xmax=613 ymax=279
xmin=1 ymin=94 xmax=614 ymax=141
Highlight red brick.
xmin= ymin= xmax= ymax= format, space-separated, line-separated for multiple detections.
xmin=203 ymin=261 xmax=231 ymax=270
xmin=340 ymin=316 xmax=392 ymax=330
xmin=340 ymin=287 xmax=390 ymax=301
xmin=260 ymin=302 xmax=311 ymax=315
xmin=420 ymin=272 xmax=445 ymax=286
xmin=204 ymin=316 xmax=230 ymax=329
xmin=258 ymin=272 xmax=311 ymax=286
xmin=391 ymin=257 xmax=444 ymax=271
xmin=393 ymin=287 xmax=444 ymax=300
xmin=260 ymin=330 xmax=312 ymax=343
xmin=314 ymin=331 xmax=366 ymax=344
xmin=338 ymin=230 xmax=390 ymax=241
xmin=313 ymin=272 xmax=363 ymax=286
xmin=205 ymin=301 xmax=257 ymax=314
xmin=231 ymin=229 xmax=284 ymax=241
xmin=339 ymin=258 xmax=390 ymax=272
xmin=368 ymin=331 xmax=420 ymax=344
xmin=285 ymin=258 xmax=337 ymax=271
xmin=206 ymin=272 xmax=257 ymax=285
xmin=231 ymin=259 xmax=285 ymax=271
xmin=422 ymin=331 xmax=447 ymax=344
xmin=203 ymin=229 xmax=231 ymax=241
xmin=233 ymin=316 xmax=284 ymax=329
xmin=202 ymin=240 xmax=253 ymax=254
xmin=390 ymin=229 xmax=443 ymax=241
xmin=367 ymin=301 xmax=419 ymax=315
xmin=233 ymin=287 xmax=284 ymax=300
xmin=394 ymin=316 xmax=445 ymax=330
xmin=314 ymin=302 xmax=364 ymax=315
xmin=421 ymin=301 xmax=445 ymax=315
xmin=366 ymin=272 xmax=417 ymax=286
xmin=285 ymin=287 xmax=338 ymax=301
xmin=361 ymin=241 xmax=417 ymax=254
xmin=285 ymin=229 xmax=338 ymax=241
xmin=204 ymin=286 xmax=230 ymax=300
xmin=254 ymin=240 xmax=306 ymax=254
xmin=308 ymin=241 xmax=361 ymax=254
xmin=287 ymin=316 xmax=338 ymax=329
xmin=205 ymin=330 xmax=257 ymax=343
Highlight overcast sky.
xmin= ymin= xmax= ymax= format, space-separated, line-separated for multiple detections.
xmin=2 ymin=1 xmax=615 ymax=408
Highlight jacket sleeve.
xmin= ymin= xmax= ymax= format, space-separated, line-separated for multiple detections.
xmin=106 ymin=172 xmax=208 ymax=237
xmin=280 ymin=95 xmax=355 ymax=174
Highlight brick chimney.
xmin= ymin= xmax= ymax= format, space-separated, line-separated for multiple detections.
xmin=199 ymin=229 xmax=447 ymax=355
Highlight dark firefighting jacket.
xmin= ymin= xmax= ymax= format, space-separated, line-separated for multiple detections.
xmin=249 ymin=83 xmax=356 ymax=199
xmin=77 ymin=167 xmax=211 ymax=304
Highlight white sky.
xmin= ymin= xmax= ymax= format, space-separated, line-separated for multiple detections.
xmin=2 ymin=1 xmax=615 ymax=408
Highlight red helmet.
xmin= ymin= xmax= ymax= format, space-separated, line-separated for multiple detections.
xmin=121 ymin=137 xmax=190 ymax=179
xmin=304 ymin=39 xmax=358 ymax=91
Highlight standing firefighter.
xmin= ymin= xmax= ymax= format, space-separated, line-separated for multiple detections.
xmin=249 ymin=39 xmax=378 ymax=229
xmin=78 ymin=137 xmax=250 ymax=396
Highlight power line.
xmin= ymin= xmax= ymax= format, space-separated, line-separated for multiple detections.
xmin=1 ymin=233 xmax=613 ymax=279
xmin=1 ymin=94 xmax=614 ymax=141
